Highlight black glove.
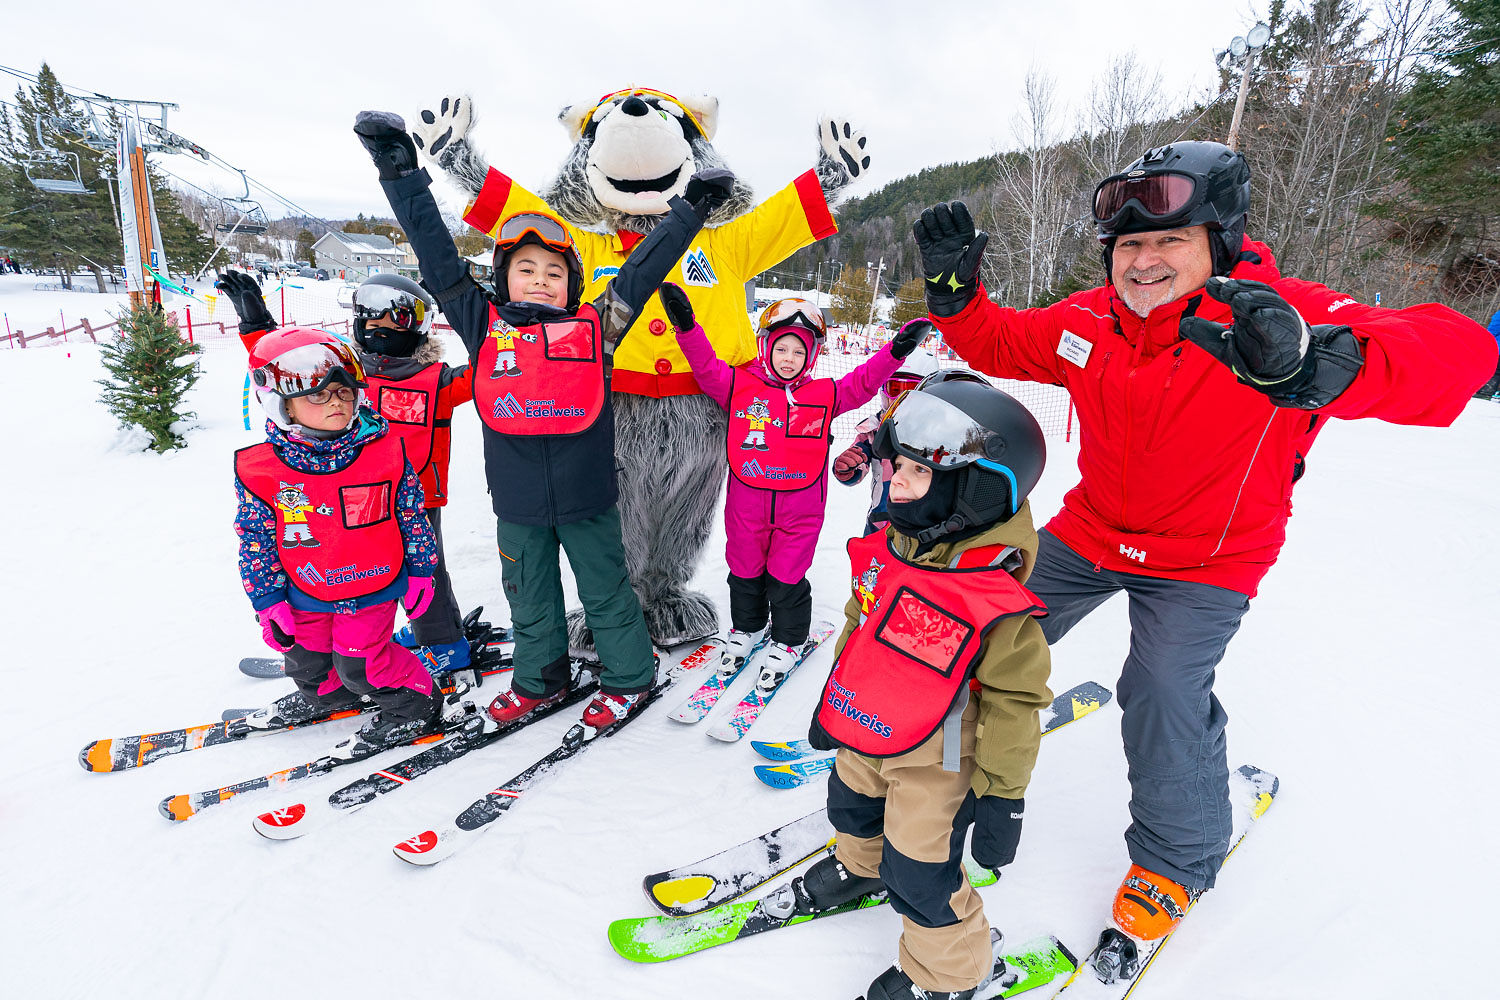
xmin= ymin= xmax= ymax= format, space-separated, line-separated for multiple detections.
xmin=658 ymin=282 xmax=696 ymax=332
xmin=213 ymin=270 xmax=276 ymax=335
xmin=889 ymin=318 xmax=935 ymax=360
xmin=683 ymin=169 xmax=736 ymax=220
xmin=353 ymin=111 xmax=420 ymax=181
xmin=1180 ymin=276 xmax=1364 ymax=409
xmin=913 ymin=201 xmax=988 ymax=317
xmin=971 ymin=795 xmax=1024 ymax=876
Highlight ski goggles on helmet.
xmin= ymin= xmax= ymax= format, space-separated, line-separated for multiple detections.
xmin=757 ymin=298 xmax=827 ymax=338
xmin=496 ymin=212 xmax=575 ymax=255
xmin=882 ymin=375 xmax=924 ymax=400
xmin=1093 ymin=171 xmax=1199 ymax=230
xmin=353 ymin=283 xmax=426 ymax=333
xmin=252 ymin=339 xmax=367 ymax=398
xmin=872 ymin=387 xmax=1010 ymax=472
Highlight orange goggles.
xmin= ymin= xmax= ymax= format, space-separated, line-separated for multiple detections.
xmin=496 ymin=213 xmax=575 ymax=255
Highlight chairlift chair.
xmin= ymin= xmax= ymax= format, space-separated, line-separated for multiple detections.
xmin=214 ymin=169 xmax=268 ymax=236
xmin=23 ymin=149 xmax=91 ymax=195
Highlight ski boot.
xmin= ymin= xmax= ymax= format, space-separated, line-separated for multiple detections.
xmin=763 ymin=849 xmax=885 ymax=919
xmin=862 ymin=963 xmax=977 ymax=1000
xmin=580 ymin=690 xmax=645 ymax=730
xmin=414 ymin=639 xmax=472 ymax=676
xmin=487 ymin=684 xmax=567 ymax=725
xmin=243 ymin=689 xmax=363 ymax=731
xmin=756 ymin=641 xmax=801 ymax=690
xmin=1110 ymin=863 xmax=1199 ymax=941
xmin=720 ymin=627 xmax=767 ymax=672
xmin=392 ymin=623 xmax=418 ymax=647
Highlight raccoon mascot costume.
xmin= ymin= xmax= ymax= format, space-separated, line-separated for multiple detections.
xmin=410 ymin=90 xmax=869 ymax=648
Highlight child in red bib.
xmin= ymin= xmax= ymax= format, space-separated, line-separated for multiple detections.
xmin=234 ymin=328 xmax=445 ymax=756
xmin=793 ymin=378 xmax=1053 ymax=1000
xmin=660 ymin=286 xmax=928 ymax=684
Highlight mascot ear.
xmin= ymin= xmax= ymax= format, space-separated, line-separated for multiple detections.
xmin=678 ymin=95 xmax=719 ymax=142
xmin=558 ymin=99 xmax=597 ymax=138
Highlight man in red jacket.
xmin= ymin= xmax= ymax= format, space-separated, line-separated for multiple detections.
xmin=913 ymin=141 xmax=1497 ymax=950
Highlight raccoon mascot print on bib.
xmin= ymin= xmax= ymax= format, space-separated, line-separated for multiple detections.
xmin=412 ymin=89 xmax=870 ymax=648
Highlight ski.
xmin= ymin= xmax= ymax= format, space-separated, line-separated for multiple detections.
xmin=392 ymin=680 xmax=673 ymax=866
xmin=749 ymin=738 xmax=820 ymax=762
xmin=80 ymin=667 xmax=510 ymax=775
xmin=389 ymin=641 xmax=716 ymax=866
xmin=751 ymin=681 xmax=1114 ymax=790
xmin=158 ymin=700 xmax=487 ymax=821
xmin=645 ymin=680 xmax=1115 ymax=916
xmin=612 ymin=855 xmax=1012 ymax=963
xmin=706 ymin=621 xmax=835 ymax=742
xmin=1044 ymin=764 xmax=1279 ymax=999
xmin=668 ymin=631 xmax=772 ymax=724
xmin=251 ymin=668 xmax=603 ymax=841
xmin=238 ymin=656 xmax=287 ymax=680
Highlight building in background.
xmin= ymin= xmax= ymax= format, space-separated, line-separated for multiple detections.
xmin=312 ymin=231 xmax=404 ymax=281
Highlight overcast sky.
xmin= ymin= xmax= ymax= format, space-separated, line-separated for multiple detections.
xmin=6 ymin=0 xmax=1265 ymax=223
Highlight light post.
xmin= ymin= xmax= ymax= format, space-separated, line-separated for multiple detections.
xmin=864 ymin=257 xmax=886 ymax=336
xmin=1221 ymin=21 xmax=1272 ymax=151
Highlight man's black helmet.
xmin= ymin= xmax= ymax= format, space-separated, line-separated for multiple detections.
xmin=1093 ymin=140 xmax=1251 ymax=277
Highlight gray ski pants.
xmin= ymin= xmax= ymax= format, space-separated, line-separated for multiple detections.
xmin=1028 ymin=530 xmax=1250 ymax=890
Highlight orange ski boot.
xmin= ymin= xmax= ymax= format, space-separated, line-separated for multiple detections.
xmin=1111 ymin=864 xmax=1197 ymax=941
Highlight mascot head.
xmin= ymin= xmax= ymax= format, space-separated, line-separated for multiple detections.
xmin=546 ymin=87 xmax=754 ymax=234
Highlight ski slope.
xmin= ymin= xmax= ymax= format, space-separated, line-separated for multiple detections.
xmin=3 ymin=289 xmax=1497 ymax=999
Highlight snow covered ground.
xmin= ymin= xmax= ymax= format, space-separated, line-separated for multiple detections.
xmin=3 ymin=282 xmax=1498 ymax=999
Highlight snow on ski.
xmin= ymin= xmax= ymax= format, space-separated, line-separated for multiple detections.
xmin=705 ymin=621 xmax=835 ymax=742
xmin=749 ymin=738 xmax=820 ymax=762
xmin=1044 ymin=764 xmax=1279 ymax=999
xmin=612 ymin=856 xmax=1008 ymax=962
xmin=669 ymin=632 xmax=769 ymax=724
xmin=390 ymin=641 xmax=717 ymax=866
xmin=251 ymin=670 xmax=602 ymax=841
xmin=158 ymin=702 xmax=488 ymax=821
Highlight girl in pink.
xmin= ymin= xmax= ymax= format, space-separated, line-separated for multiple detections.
xmin=658 ymin=283 xmax=932 ymax=681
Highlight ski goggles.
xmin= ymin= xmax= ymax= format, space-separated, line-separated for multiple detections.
xmin=757 ymin=298 xmax=826 ymax=337
xmin=496 ymin=212 xmax=575 ymax=255
xmin=872 ymin=387 xmax=1006 ymax=471
xmin=252 ymin=340 xmax=367 ymax=398
xmin=1093 ymin=171 xmax=1199 ymax=229
xmin=353 ymin=284 xmax=426 ymax=332
xmin=916 ymin=368 xmax=987 ymax=391
xmin=882 ymin=375 xmax=924 ymax=399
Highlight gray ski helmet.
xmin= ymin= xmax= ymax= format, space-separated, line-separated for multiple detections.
xmin=871 ymin=379 xmax=1046 ymax=539
xmin=1093 ymin=141 xmax=1251 ymax=278
xmin=352 ymin=272 xmax=435 ymax=357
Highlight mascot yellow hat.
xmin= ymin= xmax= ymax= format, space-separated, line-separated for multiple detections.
xmin=577 ymin=87 xmax=712 ymax=139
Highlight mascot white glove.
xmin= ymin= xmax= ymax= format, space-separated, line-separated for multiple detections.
xmin=819 ymin=118 xmax=871 ymax=180
xmin=411 ymin=94 xmax=474 ymax=169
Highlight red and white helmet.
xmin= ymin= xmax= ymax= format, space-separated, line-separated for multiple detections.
xmin=755 ymin=297 xmax=827 ymax=385
xmin=248 ymin=327 xmax=367 ymax=430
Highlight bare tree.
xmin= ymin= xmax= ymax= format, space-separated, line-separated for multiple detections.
xmin=991 ymin=68 xmax=1073 ymax=305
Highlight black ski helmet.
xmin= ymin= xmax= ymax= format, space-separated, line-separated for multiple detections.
xmin=352 ymin=272 xmax=435 ymax=357
xmin=871 ymin=379 xmax=1046 ymax=543
xmin=1093 ymin=140 xmax=1251 ymax=278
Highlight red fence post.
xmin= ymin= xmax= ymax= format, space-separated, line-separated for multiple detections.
xmin=185 ymin=306 xmax=194 ymax=343
xmin=280 ymin=286 xmax=286 ymax=325
xmin=14 ymin=328 xmax=22 ymax=348
xmin=80 ymin=318 xmax=95 ymax=343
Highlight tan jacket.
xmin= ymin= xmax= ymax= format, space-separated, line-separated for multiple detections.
xmin=831 ymin=501 xmax=1053 ymax=800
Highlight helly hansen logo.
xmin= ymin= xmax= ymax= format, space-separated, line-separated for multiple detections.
xmin=295 ymin=562 xmax=326 ymax=587
xmin=741 ymin=458 xmax=766 ymax=478
xmin=1119 ymin=544 xmax=1147 ymax=564
xmin=681 ymin=248 xmax=718 ymax=287
xmin=493 ymin=393 xmax=524 ymax=419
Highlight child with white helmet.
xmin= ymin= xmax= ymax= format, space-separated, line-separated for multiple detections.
xmin=658 ymin=288 xmax=932 ymax=684
xmin=234 ymin=328 xmax=449 ymax=756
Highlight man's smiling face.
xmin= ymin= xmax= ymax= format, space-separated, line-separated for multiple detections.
xmin=1110 ymin=225 xmax=1214 ymax=319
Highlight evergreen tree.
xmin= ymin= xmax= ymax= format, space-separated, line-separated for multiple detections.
xmin=97 ymin=303 xmax=202 ymax=452
xmin=149 ymin=168 xmax=215 ymax=276
xmin=294 ymin=228 xmax=317 ymax=264
xmin=888 ymin=275 xmax=929 ymax=326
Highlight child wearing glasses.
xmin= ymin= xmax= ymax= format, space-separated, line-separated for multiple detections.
xmin=656 ymin=288 xmax=930 ymax=684
xmin=234 ymin=329 xmax=448 ymax=756
xmin=217 ymin=270 xmax=477 ymax=676
xmin=354 ymin=109 xmax=734 ymax=732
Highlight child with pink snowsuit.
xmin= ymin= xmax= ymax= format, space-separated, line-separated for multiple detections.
xmin=658 ymin=284 xmax=933 ymax=679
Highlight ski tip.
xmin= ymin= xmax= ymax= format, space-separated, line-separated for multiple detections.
xmin=392 ymin=830 xmax=445 ymax=865
xmin=79 ymin=740 xmax=115 ymax=773
xmin=159 ymin=794 xmax=196 ymax=822
xmin=705 ymin=726 xmax=743 ymax=744
xmin=647 ymin=874 xmax=716 ymax=910
xmin=253 ymin=803 xmax=308 ymax=841
xmin=753 ymin=764 xmax=805 ymax=789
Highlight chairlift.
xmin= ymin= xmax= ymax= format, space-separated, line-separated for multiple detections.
xmin=215 ymin=169 xmax=268 ymax=236
xmin=23 ymin=117 xmax=91 ymax=194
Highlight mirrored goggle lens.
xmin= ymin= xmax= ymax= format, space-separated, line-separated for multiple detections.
xmin=759 ymin=299 xmax=826 ymax=336
xmin=253 ymin=342 xmax=366 ymax=397
xmin=498 ymin=213 xmax=573 ymax=252
xmin=1093 ymin=173 xmax=1197 ymax=223
xmin=883 ymin=376 xmax=922 ymax=398
xmin=881 ymin=389 xmax=994 ymax=469
xmin=353 ymin=287 xmax=424 ymax=329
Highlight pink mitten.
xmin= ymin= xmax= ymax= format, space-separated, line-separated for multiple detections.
xmin=258 ymin=601 xmax=296 ymax=653
xmin=403 ymin=576 xmax=435 ymax=620
xmin=832 ymin=445 xmax=870 ymax=485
